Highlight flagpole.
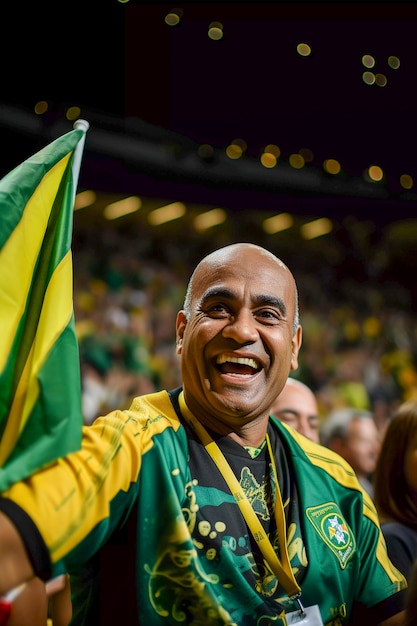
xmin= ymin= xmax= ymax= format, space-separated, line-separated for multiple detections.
xmin=71 ymin=119 xmax=89 ymax=191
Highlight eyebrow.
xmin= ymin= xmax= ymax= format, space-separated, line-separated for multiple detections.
xmin=200 ymin=287 xmax=288 ymax=315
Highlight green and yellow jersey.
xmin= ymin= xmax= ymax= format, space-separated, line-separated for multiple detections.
xmin=0 ymin=388 xmax=407 ymax=625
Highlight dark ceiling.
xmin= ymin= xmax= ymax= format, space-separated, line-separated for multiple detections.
xmin=1 ymin=1 xmax=417 ymax=229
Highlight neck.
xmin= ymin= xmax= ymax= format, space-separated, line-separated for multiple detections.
xmin=179 ymin=391 xmax=268 ymax=448
xmin=225 ymin=422 xmax=268 ymax=447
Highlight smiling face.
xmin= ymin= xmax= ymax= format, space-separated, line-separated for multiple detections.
xmin=176 ymin=244 xmax=302 ymax=443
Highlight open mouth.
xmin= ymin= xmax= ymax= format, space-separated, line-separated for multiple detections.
xmin=216 ymin=354 xmax=261 ymax=376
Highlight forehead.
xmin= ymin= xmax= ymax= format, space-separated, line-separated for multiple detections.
xmin=192 ymin=247 xmax=294 ymax=302
xmin=279 ymin=386 xmax=315 ymax=408
xmin=349 ymin=418 xmax=378 ymax=436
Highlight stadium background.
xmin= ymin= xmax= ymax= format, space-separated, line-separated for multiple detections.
xmin=1 ymin=2 xmax=416 ymax=424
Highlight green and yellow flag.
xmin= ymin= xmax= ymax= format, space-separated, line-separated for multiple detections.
xmin=0 ymin=120 xmax=89 ymax=491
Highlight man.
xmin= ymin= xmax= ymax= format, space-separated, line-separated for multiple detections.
xmin=320 ymin=407 xmax=380 ymax=498
xmin=0 ymin=243 xmax=407 ymax=625
xmin=270 ymin=377 xmax=320 ymax=443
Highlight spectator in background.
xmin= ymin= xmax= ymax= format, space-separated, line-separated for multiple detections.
xmin=373 ymin=400 xmax=417 ymax=582
xmin=320 ymin=407 xmax=380 ymax=498
xmin=270 ymin=377 xmax=320 ymax=443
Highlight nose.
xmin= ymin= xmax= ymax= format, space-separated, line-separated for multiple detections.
xmin=221 ymin=309 xmax=259 ymax=343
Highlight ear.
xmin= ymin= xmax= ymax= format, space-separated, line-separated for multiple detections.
xmin=176 ymin=310 xmax=187 ymax=354
xmin=290 ymin=325 xmax=302 ymax=371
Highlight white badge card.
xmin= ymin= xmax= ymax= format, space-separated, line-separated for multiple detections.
xmin=286 ymin=604 xmax=324 ymax=625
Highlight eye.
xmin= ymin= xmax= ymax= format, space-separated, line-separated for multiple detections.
xmin=255 ymin=309 xmax=281 ymax=324
xmin=202 ymin=303 xmax=230 ymax=317
xmin=278 ymin=413 xmax=298 ymax=426
xmin=309 ymin=417 xmax=320 ymax=430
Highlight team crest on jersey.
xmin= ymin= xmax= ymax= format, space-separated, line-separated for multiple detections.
xmin=306 ymin=503 xmax=356 ymax=569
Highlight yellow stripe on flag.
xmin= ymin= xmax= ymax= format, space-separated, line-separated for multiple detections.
xmin=0 ymin=251 xmax=73 ymax=464
xmin=0 ymin=154 xmax=71 ymax=373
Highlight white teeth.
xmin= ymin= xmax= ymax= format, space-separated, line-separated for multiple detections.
xmin=216 ymin=355 xmax=258 ymax=369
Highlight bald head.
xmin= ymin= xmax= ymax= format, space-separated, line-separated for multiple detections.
xmin=183 ymin=243 xmax=300 ymax=333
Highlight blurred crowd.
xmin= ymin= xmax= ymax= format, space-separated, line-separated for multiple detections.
xmin=72 ymin=229 xmax=417 ymax=431
xmin=73 ymin=233 xmax=417 ymax=611
xmin=5 ymin=230 xmax=415 ymax=625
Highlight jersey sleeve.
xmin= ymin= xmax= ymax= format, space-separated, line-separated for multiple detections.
xmin=1 ymin=406 xmax=147 ymax=576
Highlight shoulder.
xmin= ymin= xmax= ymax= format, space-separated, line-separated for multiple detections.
xmin=127 ymin=390 xmax=182 ymax=430
xmin=270 ymin=416 xmax=359 ymax=478
xmin=88 ymin=390 xmax=184 ymax=447
xmin=269 ymin=416 xmax=377 ymax=517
